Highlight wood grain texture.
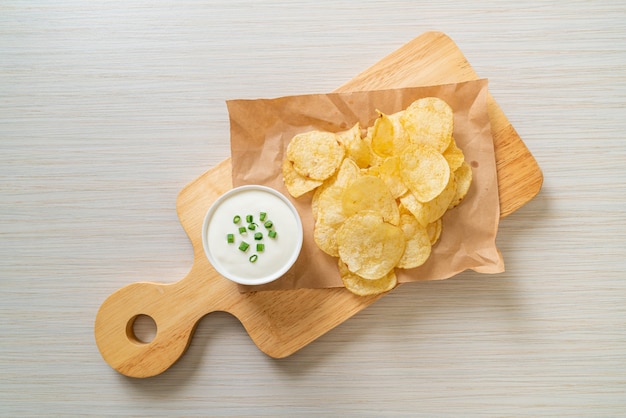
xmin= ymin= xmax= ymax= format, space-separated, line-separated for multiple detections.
xmin=95 ymin=32 xmax=541 ymax=378
xmin=2 ymin=1 xmax=626 ymax=416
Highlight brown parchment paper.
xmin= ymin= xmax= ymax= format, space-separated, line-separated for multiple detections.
xmin=226 ymin=79 xmax=504 ymax=291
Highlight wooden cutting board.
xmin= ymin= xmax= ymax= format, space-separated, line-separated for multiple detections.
xmin=94 ymin=31 xmax=543 ymax=378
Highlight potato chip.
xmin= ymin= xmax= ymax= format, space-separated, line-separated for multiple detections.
xmin=370 ymin=111 xmax=395 ymax=158
xmin=399 ymin=143 xmax=450 ymax=203
xmin=398 ymin=192 xmax=427 ymax=227
xmin=312 ymin=158 xmax=361 ymax=255
xmin=335 ymin=156 xmax=362 ymax=187
xmin=443 ymin=137 xmax=465 ymax=172
xmin=426 ymin=219 xmax=442 ymax=246
xmin=313 ymin=183 xmax=346 ymax=257
xmin=313 ymin=190 xmax=344 ymax=257
xmin=336 ymin=211 xmax=405 ymax=280
xmin=400 ymin=97 xmax=453 ymax=152
xmin=387 ymin=110 xmax=410 ymax=153
xmin=397 ymin=212 xmax=432 ymax=269
xmin=399 ymin=170 xmax=456 ymax=226
xmin=342 ymin=176 xmax=400 ymax=225
xmin=313 ymin=185 xmax=346 ymax=257
xmin=314 ymin=214 xmax=342 ymax=257
xmin=371 ymin=111 xmax=411 ymax=158
xmin=312 ymin=158 xmax=360 ymax=220
xmin=362 ymin=128 xmax=385 ymax=168
xmin=282 ymin=158 xmax=323 ymax=198
xmin=377 ymin=156 xmax=408 ymax=198
xmin=286 ymin=130 xmax=345 ymax=181
xmin=337 ymin=123 xmax=372 ymax=168
xmin=338 ymin=259 xmax=397 ymax=296
xmin=449 ymin=161 xmax=473 ymax=209
xmin=424 ymin=170 xmax=457 ymax=221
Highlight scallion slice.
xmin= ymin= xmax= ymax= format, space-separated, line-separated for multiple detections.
xmin=228 ymin=211 xmax=278 ymax=261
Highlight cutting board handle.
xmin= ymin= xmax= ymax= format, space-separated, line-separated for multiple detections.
xmin=94 ymin=281 xmax=194 ymax=378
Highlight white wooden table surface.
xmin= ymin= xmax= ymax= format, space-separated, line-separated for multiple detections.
xmin=2 ymin=1 xmax=625 ymax=416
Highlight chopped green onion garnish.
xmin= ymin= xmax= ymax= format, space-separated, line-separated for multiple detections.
xmin=227 ymin=211 xmax=278 ymax=260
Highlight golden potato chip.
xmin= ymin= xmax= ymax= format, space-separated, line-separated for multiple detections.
xmin=377 ymin=156 xmax=408 ymax=198
xmin=426 ymin=219 xmax=442 ymax=246
xmin=314 ymin=215 xmax=342 ymax=257
xmin=443 ymin=137 xmax=465 ymax=172
xmin=399 ymin=170 xmax=456 ymax=226
xmin=338 ymin=259 xmax=397 ymax=296
xmin=425 ymin=170 xmax=457 ymax=221
xmin=399 ymin=143 xmax=450 ymax=203
xmin=313 ymin=183 xmax=346 ymax=257
xmin=397 ymin=212 xmax=431 ymax=269
xmin=286 ymin=130 xmax=345 ymax=181
xmin=400 ymin=97 xmax=453 ymax=152
xmin=312 ymin=158 xmax=360 ymax=220
xmin=312 ymin=158 xmax=361 ymax=255
xmin=361 ymin=128 xmax=385 ymax=168
xmin=282 ymin=158 xmax=323 ymax=198
xmin=387 ymin=110 xmax=410 ymax=153
xmin=398 ymin=192 xmax=427 ymax=227
xmin=342 ymin=176 xmax=400 ymax=225
xmin=335 ymin=156 xmax=362 ymax=188
xmin=314 ymin=193 xmax=344 ymax=257
xmin=370 ymin=111 xmax=395 ymax=158
xmin=337 ymin=123 xmax=372 ymax=169
xmin=336 ymin=211 xmax=405 ymax=280
xmin=371 ymin=110 xmax=411 ymax=158
xmin=449 ymin=161 xmax=473 ymax=209
xmin=316 ymin=185 xmax=345 ymax=225
xmin=397 ymin=202 xmax=442 ymax=248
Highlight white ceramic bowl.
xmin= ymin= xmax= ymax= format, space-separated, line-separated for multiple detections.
xmin=202 ymin=185 xmax=303 ymax=286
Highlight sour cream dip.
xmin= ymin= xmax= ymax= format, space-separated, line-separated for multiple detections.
xmin=202 ymin=185 xmax=303 ymax=285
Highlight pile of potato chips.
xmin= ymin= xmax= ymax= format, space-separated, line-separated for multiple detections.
xmin=282 ymin=97 xmax=472 ymax=296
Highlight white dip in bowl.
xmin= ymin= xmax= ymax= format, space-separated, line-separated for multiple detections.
xmin=202 ymin=185 xmax=303 ymax=286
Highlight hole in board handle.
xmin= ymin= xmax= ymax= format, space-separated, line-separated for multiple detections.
xmin=126 ymin=314 xmax=157 ymax=344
